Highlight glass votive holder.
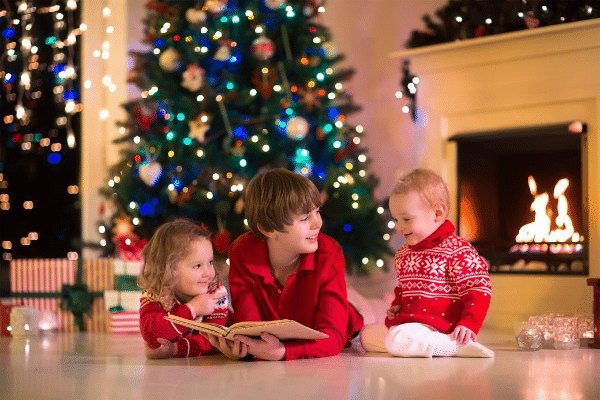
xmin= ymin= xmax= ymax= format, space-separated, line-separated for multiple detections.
xmin=578 ymin=315 xmax=594 ymax=339
xmin=529 ymin=314 xmax=554 ymax=348
xmin=553 ymin=316 xmax=580 ymax=350
xmin=514 ymin=320 xmax=530 ymax=339
xmin=516 ymin=325 xmax=544 ymax=351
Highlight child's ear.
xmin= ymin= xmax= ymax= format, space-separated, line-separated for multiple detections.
xmin=257 ymin=224 xmax=276 ymax=239
xmin=434 ymin=204 xmax=447 ymax=222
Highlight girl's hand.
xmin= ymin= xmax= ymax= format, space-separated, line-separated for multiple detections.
xmin=186 ymin=292 xmax=222 ymax=318
xmin=386 ymin=305 xmax=401 ymax=320
xmin=450 ymin=325 xmax=477 ymax=345
xmin=205 ymin=334 xmax=248 ymax=360
xmin=234 ymin=333 xmax=285 ymax=361
xmin=145 ymin=338 xmax=176 ymax=359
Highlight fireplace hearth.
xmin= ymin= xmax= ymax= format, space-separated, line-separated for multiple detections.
xmin=450 ymin=122 xmax=588 ymax=275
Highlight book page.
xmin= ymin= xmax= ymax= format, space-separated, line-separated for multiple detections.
xmin=228 ymin=319 xmax=328 ymax=341
xmin=164 ymin=315 xmax=329 ymax=341
xmin=165 ymin=315 xmax=228 ymax=336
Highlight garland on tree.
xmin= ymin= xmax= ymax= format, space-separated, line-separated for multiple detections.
xmin=99 ymin=0 xmax=394 ymax=274
xmin=406 ymin=0 xmax=600 ymax=48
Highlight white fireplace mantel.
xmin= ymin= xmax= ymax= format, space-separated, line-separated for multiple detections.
xmin=390 ymin=19 xmax=600 ymax=331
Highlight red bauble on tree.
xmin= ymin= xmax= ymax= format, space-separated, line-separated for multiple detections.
xmin=212 ymin=229 xmax=231 ymax=254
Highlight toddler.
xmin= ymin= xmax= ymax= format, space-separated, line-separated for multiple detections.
xmin=138 ymin=218 xmax=230 ymax=358
xmin=360 ymin=169 xmax=494 ymax=357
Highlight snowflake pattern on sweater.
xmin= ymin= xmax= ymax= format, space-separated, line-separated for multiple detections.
xmin=385 ymin=221 xmax=492 ymax=335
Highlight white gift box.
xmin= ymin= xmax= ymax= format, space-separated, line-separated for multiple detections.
xmin=113 ymin=259 xmax=143 ymax=276
xmin=104 ymin=290 xmax=141 ymax=312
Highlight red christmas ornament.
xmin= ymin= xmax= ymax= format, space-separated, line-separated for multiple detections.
xmin=251 ymin=68 xmax=277 ymax=99
xmin=333 ymin=142 xmax=356 ymax=163
xmin=134 ymin=104 xmax=156 ymax=130
xmin=114 ymin=233 xmax=147 ymax=261
xmin=212 ymin=230 xmax=231 ymax=254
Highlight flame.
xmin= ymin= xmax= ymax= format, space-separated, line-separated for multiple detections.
xmin=515 ymin=176 xmax=580 ymax=244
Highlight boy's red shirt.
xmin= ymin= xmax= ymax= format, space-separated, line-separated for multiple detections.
xmin=228 ymin=231 xmax=363 ymax=360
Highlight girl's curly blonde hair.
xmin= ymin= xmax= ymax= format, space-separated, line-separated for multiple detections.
xmin=138 ymin=218 xmax=216 ymax=311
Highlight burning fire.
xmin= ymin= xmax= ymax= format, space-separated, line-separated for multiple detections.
xmin=513 ymin=176 xmax=583 ymax=254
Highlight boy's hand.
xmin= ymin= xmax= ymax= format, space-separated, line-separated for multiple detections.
xmin=186 ymin=292 xmax=222 ymax=317
xmin=450 ymin=325 xmax=477 ymax=345
xmin=145 ymin=338 xmax=176 ymax=359
xmin=234 ymin=333 xmax=286 ymax=361
xmin=386 ymin=305 xmax=401 ymax=320
xmin=205 ymin=334 xmax=248 ymax=360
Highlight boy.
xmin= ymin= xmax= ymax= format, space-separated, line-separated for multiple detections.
xmin=210 ymin=168 xmax=363 ymax=360
xmin=360 ymin=168 xmax=494 ymax=357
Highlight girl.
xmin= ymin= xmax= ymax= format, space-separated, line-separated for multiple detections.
xmin=138 ymin=218 xmax=232 ymax=359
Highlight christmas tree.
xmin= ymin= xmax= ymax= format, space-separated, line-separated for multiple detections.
xmin=99 ymin=0 xmax=393 ymax=274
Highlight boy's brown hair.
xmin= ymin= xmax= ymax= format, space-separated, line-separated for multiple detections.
xmin=138 ymin=218 xmax=216 ymax=310
xmin=392 ymin=168 xmax=450 ymax=219
xmin=245 ymin=168 xmax=321 ymax=239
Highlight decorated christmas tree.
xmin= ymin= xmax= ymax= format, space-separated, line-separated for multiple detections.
xmin=98 ymin=0 xmax=393 ymax=274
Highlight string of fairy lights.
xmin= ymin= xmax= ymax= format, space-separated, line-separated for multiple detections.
xmin=0 ymin=0 xmax=87 ymax=262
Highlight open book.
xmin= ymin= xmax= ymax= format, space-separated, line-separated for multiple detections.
xmin=164 ymin=315 xmax=329 ymax=341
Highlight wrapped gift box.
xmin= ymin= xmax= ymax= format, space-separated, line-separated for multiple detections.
xmin=10 ymin=259 xmax=113 ymax=332
xmin=105 ymin=258 xmax=142 ymax=334
xmin=104 ymin=290 xmax=141 ymax=312
xmin=108 ymin=311 xmax=140 ymax=334
xmin=82 ymin=259 xmax=114 ymax=332
xmin=113 ymin=259 xmax=143 ymax=292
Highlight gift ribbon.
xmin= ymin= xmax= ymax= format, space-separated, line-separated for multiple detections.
xmin=11 ymin=259 xmax=103 ymax=331
xmin=110 ymin=260 xmax=140 ymax=313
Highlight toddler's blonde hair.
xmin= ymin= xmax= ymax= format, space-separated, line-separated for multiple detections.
xmin=138 ymin=218 xmax=216 ymax=310
xmin=392 ymin=168 xmax=450 ymax=219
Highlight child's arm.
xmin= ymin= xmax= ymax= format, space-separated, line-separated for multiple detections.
xmin=451 ymin=244 xmax=493 ymax=335
xmin=144 ymin=338 xmax=176 ymax=359
xmin=139 ymin=300 xmax=216 ymax=357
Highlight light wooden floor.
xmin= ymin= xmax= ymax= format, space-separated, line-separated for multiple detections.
xmin=1 ymin=330 xmax=598 ymax=400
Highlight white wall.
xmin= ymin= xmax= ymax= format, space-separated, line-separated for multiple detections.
xmin=321 ymin=0 xmax=448 ymax=198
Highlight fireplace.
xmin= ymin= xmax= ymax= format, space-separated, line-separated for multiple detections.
xmin=450 ymin=122 xmax=588 ymax=275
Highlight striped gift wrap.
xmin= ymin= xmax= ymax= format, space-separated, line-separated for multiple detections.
xmin=9 ymin=259 xmax=114 ymax=332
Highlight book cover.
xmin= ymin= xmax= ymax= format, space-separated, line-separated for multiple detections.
xmin=164 ymin=315 xmax=328 ymax=341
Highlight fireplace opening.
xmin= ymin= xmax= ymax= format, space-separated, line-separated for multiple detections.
xmin=449 ymin=122 xmax=588 ymax=275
